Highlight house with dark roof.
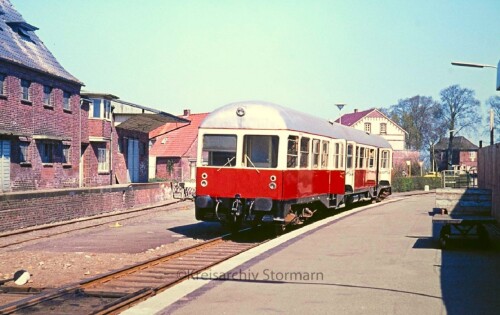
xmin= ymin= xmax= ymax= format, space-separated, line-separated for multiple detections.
xmin=433 ymin=136 xmax=478 ymax=172
xmin=150 ymin=110 xmax=209 ymax=181
xmin=0 ymin=0 xmax=85 ymax=192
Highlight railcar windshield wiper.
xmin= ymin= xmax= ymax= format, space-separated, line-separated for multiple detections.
xmin=217 ymin=156 xmax=236 ymax=171
xmin=245 ymin=154 xmax=260 ymax=173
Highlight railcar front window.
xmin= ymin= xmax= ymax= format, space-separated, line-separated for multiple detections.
xmin=243 ymin=135 xmax=279 ymax=168
xmin=202 ymin=135 xmax=237 ymax=167
xmin=287 ymin=136 xmax=299 ymax=168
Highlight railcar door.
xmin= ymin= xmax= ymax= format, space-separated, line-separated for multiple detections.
xmin=378 ymin=149 xmax=392 ymax=186
xmin=345 ymin=141 xmax=356 ymax=193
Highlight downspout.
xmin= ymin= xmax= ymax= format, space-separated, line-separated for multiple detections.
xmin=110 ymin=105 xmax=115 ymax=185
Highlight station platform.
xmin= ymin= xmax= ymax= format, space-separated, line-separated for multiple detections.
xmin=124 ymin=194 xmax=500 ymax=315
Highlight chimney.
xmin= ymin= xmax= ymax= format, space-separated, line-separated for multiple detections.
xmin=354 ymin=109 xmax=358 ymax=113
xmin=183 ymin=109 xmax=191 ymax=117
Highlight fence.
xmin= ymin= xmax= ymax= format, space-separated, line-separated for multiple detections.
xmin=441 ymin=170 xmax=478 ymax=189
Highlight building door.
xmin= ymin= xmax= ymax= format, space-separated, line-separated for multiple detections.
xmin=127 ymin=139 xmax=139 ymax=183
xmin=0 ymin=139 xmax=11 ymax=192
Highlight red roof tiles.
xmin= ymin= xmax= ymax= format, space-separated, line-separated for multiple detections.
xmin=149 ymin=113 xmax=209 ymax=157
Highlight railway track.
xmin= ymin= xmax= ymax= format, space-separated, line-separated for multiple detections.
xmin=0 ymin=229 xmax=267 ymax=314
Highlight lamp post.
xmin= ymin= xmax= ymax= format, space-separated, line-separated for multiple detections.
xmin=451 ymin=59 xmax=500 ymax=145
xmin=335 ymin=103 xmax=346 ymax=125
xmin=448 ymin=129 xmax=455 ymax=171
xmin=418 ymin=161 xmax=424 ymax=177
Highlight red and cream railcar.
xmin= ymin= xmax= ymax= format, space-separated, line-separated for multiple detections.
xmin=195 ymin=101 xmax=392 ymax=230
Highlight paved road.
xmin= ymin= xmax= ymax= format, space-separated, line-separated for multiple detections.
xmin=125 ymin=194 xmax=500 ymax=315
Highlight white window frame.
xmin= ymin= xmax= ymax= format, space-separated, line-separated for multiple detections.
xmin=380 ymin=123 xmax=387 ymax=135
xmin=98 ymin=147 xmax=109 ymax=172
xmin=364 ymin=122 xmax=371 ymax=134
xmin=90 ymin=98 xmax=112 ymax=120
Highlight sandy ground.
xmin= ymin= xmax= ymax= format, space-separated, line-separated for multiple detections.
xmin=0 ymin=200 xmax=223 ymax=305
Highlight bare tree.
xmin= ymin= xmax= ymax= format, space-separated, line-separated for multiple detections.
xmin=487 ymin=95 xmax=500 ymax=142
xmin=439 ymin=85 xmax=481 ymax=169
xmin=383 ymin=95 xmax=445 ymax=150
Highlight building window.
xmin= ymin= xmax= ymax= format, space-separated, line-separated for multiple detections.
xmin=104 ymin=100 xmax=111 ymax=119
xmin=0 ymin=74 xmax=5 ymax=95
xmin=43 ymin=86 xmax=52 ymax=106
xmin=380 ymin=123 xmax=387 ymax=135
xmin=98 ymin=147 xmax=109 ymax=172
xmin=39 ymin=141 xmax=55 ymax=163
xmin=63 ymin=91 xmax=71 ymax=110
xmin=364 ymin=122 xmax=371 ymax=134
xmin=62 ymin=144 xmax=70 ymax=164
xmin=92 ymin=99 xmax=101 ymax=118
xmin=469 ymin=151 xmax=476 ymax=162
xmin=19 ymin=141 xmax=30 ymax=163
xmin=20 ymin=79 xmax=30 ymax=101
xmin=91 ymin=98 xmax=112 ymax=120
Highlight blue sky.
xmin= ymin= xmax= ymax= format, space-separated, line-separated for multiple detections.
xmin=12 ymin=0 xmax=500 ymax=129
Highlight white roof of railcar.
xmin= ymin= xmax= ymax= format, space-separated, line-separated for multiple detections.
xmin=201 ymin=101 xmax=392 ymax=149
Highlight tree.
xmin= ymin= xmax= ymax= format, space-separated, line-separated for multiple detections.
xmin=487 ymin=95 xmax=500 ymax=142
xmin=439 ymin=85 xmax=481 ymax=169
xmin=383 ymin=95 xmax=446 ymax=151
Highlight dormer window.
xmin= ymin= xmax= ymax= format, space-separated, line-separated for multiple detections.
xmin=6 ymin=21 xmax=38 ymax=43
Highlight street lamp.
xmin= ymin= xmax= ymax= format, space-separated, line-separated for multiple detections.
xmin=335 ymin=103 xmax=346 ymax=125
xmin=451 ymin=59 xmax=500 ymax=144
xmin=448 ymin=129 xmax=455 ymax=171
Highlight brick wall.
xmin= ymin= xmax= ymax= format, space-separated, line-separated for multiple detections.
xmin=0 ymin=182 xmax=173 ymax=233
xmin=0 ymin=61 xmax=84 ymax=191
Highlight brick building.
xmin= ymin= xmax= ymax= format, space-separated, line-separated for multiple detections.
xmin=433 ymin=136 xmax=478 ymax=172
xmin=81 ymin=93 xmax=188 ymax=185
xmin=150 ymin=110 xmax=208 ymax=181
xmin=0 ymin=0 xmax=84 ymax=192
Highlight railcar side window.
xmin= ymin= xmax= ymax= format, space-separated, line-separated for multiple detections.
xmin=368 ymin=149 xmax=376 ymax=169
xmin=381 ymin=150 xmax=389 ymax=169
xmin=321 ymin=141 xmax=329 ymax=168
xmin=312 ymin=139 xmax=320 ymax=169
xmin=243 ymin=135 xmax=279 ymax=168
xmin=300 ymin=137 xmax=310 ymax=168
xmin=287 ymin=136 xmax=299 ymax=168
xmin=334 ymin=142 xmax=344 ymax=169
xmin=202 ymin=135 xmax=237 ymax=167
xmin=357 ymin=147 xmax=366 ymax=168
xmin=346 ymin=144 xmax=353 ymax=169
